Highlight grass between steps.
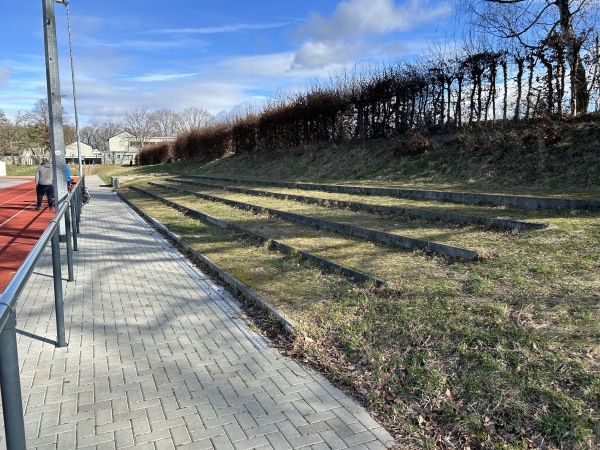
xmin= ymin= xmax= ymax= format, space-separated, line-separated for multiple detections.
xmin=120 ymin=177 xmax=599 ymax=450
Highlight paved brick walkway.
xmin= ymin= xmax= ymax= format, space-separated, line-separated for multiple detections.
xmin=0 ymin=176 xmax=395 ymax=449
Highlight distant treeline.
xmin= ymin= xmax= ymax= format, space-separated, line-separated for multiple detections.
xmin=137 ymin=35 xmax=600 ymax=165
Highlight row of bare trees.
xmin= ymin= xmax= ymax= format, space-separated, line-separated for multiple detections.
xmin=138 ymin=29 xmax=600 ymax=163
xmin=0 ymin=103 xmax=214 ymax=163
xmin=78 ymin=106 xmax=213 ymax=153
xmin=135 ymin=0 xmax=600 ymax=163
xmin=460 ymin=0 xmax=599 ymax=117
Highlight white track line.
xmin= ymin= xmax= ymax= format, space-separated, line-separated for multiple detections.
xmin=0 ymin=205 xmax=36 ymax=228
xmin=0 ymin=187 xmax=38 ymax=228
xmin=0 ymin=189 xmax=35 ymax=206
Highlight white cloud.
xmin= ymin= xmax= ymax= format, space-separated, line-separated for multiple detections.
xmin=292 ymin=0 xmax=451 ymax=69
xmin=125 ymin=73 xmax=200 ymax=82
xmin=214 ymin=52 xmax=297 ymax=78
xmin=153 ymin=22 xmax=290 ymax=34
xmin=79 ymin=79 xmax=249 ymax=125
xmin=71 ymin=50 xmax=342 ymax=126
xmin=292 ymin=41 xmax=368 ymax=70
xmin=82 ymin=37 xmax=206 ymax=52
xmin=0 ymin=56 xmax=48 ymax=118
xmin=35 ymin=1 xmax=454 ymax=126
xmin=295 ymin=0 xmax=450 ymax=40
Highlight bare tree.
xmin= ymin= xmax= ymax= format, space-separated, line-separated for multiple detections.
xmin=19 ymin=99 xmax=73 ymax=151
xmin=149 ymin=108 xmax=178 ymax=137
xmin=121 ymin=107 xmax=154 ymax=148
xmin=462 ymin=0 xmax=599 ymax=115
xmin=0 ymin=111 xmax=15 ymax=155
xmin=176 ymin=106 xmax=214 ymax=133
xmin=26 ymin=98 xmax=70 ymax=126
xmin=27 ymin=99 xmax=51 ymax=126
xmin=24 ymin=100 xmax=51 ymax=151
xmin=80 ymin=122 xmax=121 ymax=152
xmin=0 ymin=112 xmax=41 ymax=162
xmin=63 ymin=124 xmax=77 ymax=146
xmin=586 ymin=32 xmax=600 ymax=110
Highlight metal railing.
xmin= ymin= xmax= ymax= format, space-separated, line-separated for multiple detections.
xmin=0 ymin=177 xmax=85 ymax=450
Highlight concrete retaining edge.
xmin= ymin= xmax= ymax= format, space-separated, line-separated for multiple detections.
xmin=184 ymin=175 xmax=600 ymax=210
xmin=119 ymin=191 xmax=297 ymax=335
xmin=131 ymin=186 xmax=388 ymax=288
xmin=168 ymin=178 xmax=547 ymax=231
xmin=150 ymin=182 xmax=480 ymax=260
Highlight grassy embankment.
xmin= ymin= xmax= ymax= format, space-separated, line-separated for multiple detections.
xmin=10 ymin=117 xmax=599 ymax=449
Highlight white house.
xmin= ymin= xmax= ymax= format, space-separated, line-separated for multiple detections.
xmin=65 ymin=141 xmax=100 ymax=165
xmin=108 ymin=131 xmax=176 ymax=164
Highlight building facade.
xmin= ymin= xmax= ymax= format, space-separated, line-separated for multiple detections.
xmin=65 ymin=141 xmax=101 ymax=165
xmin=108 ymin=132 xmax=175 ymax=164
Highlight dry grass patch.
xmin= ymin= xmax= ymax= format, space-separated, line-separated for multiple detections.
xmin=120 ymin=178 xmax=599 ymax=449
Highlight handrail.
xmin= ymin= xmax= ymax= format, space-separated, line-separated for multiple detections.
xmin=0 ymin=177 xmax=82 ymax=319
xmin=0 ymin=176 xmax=85 ymax=450
xmin=0 ymin=214 xmax=59 ymax=329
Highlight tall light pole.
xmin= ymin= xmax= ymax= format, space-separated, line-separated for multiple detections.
xmin=42 ymin=0 xmax=68 ymax=225
xmin=56 ymin=0 xmax=82 ymax=178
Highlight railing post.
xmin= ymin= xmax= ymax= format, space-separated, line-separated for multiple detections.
xmin=51 ymin=233 xmax=66 ymax=347
xmin=75 ymin=185 xmax=82 ymax=233
xmin=70 ymin=199 xmax=78 ymax=251
xmin=0 ymin=310 xmax=27 ymax=450
xmin=64 ymin=204 xmax=74 ymax=281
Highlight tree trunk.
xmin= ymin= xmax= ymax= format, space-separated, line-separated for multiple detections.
xmin=502 ymin=59 xmax=508 ymax=121
xmin=456 ymin=76 xmax=463 ymax=127
xmin=525 ymin=56 xmax=535 ymax=119
xmin=446 ymin=78 xmax=453 ymax=125
xmin=557 ymin=0 xmax=589 ymax=115
xmin=514 ymin=57 xmax=524 ymax=121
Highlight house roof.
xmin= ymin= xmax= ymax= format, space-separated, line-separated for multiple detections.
xmin=109 ymin=131 xmax=135 ymax=140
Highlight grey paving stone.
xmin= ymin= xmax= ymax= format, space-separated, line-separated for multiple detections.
xmin=231 ymin=435 xmax=270 ymax=450
xmin=287 ymin=432 xmax=326 ymax=449
xmin=0 ymin=176 xmax=395 ymax=449
xmin=318 ymin=429 xmax=350 ymax=450
xmin=223 ymin=421 xmax=246 ymax=442
xmin=56 ymin=429 xmax=77 ymax=449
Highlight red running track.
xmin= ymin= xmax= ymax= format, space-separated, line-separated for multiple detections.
xmin=0 ymin=177 xmax=53 ymax=292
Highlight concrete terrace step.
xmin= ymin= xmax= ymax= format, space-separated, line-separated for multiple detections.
xmin=165 ymin=177 xmax=547 ymax=231
xmin=148 ymin=181 xmax=480 ymax=261
xmin=130 ymin=185 xmax=388 ymax=288
xmin=182 ymin=175 xmax=600 ymax=210
xmin=0 ymin=175 xmax=395 ymax=450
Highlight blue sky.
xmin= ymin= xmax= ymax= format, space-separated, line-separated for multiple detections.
xmin=0 ymin=0 xmax=453 ymax=126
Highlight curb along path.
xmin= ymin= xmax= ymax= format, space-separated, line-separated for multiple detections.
xmin=1 ymin=175 xmax=395 ymax=449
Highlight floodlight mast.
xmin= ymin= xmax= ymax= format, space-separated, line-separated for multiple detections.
xmin=56 ymin=0 xmax=82 ymax=178
xmin=42 ymin=0 xmax=68 ymax=233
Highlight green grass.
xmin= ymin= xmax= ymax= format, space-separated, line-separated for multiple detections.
xmin=7 ymin=164 xmax=80 ymax=177
xmin=117 ymin=172 xmax=599 ymax=449
xmin=172 ymin=178 xmax=557 ymax=219
xmin=22 ymin=118 xmax=599 ymax=448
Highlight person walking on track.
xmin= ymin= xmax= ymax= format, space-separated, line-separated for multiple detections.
xmin=34 ymin=158 xmax=54 ymax=210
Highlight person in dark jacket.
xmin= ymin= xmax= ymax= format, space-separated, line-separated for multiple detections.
xmin=34 ymin=158 xmax=54 ymax=210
